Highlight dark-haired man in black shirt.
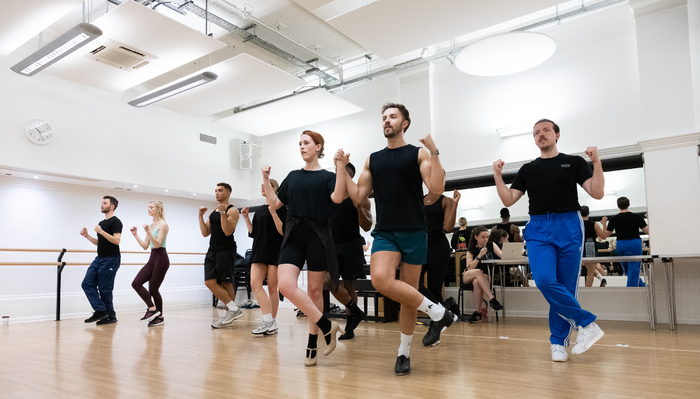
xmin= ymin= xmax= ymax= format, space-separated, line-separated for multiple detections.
xmin=81 ymin=196 xmax=122 ymax=325
xmin=334 ymin=103 xmax=457 ymax=376
xmin=493 ymin=119 xmax=605 ymax=362
xmin=600 ymin=196 xmax=649 ymax=287
xmin=199 ymin=182 xmax=242 ymax=328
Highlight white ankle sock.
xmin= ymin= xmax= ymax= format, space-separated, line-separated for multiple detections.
xmin=595 ymin=272 xmax=603 ymax=280
xmin=226 ymin=301 xmax=238 ymax=311
xmin=263 ymin=313 xmax=273 ymax=322
xmin=417 ymin=297 xmax=445 ymax=321
xmin=398 ymin=333 xmax=412 ymax=357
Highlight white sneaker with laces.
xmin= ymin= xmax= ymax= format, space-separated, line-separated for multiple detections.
xmin=572 ymin=322 xmax=604 ymax=354
xmin=252 ymin=320 xmax=271 ymax=335
xmin=264 ymin=319 xmax=278 ymax=335
xmin=220 ymin=308 xmax=243 ymax=325
xmin=551 ymin=344 xmax=568 ymax=362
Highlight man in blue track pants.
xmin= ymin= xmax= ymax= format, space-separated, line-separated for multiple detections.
xmin=493 ymin=119 xmax=605 ymax=362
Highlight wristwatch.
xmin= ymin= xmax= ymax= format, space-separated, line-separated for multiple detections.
xmin=430 ymin=149 xmax=440 ymax=156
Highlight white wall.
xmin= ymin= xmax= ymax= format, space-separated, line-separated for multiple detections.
xmin=0 ymin=57 xmax=252 ymax=199
xmin=0 ymin=176 xmax=253 ymax=322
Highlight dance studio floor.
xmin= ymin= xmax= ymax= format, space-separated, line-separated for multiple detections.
xmin=2 ymin=307 xmax=700 ymax=398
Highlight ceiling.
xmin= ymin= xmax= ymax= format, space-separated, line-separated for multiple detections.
xmin=2 ymin=0 xmax=613 ymax=136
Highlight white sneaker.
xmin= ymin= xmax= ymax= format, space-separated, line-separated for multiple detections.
xmin=252 ymin=319 xmax=271 ymax=335
xmin=221 ymin=308 xmax=243 ymax=325
xmin=264 ymin=320 xmax=278 ymax=335
xmin=551 ymin=344 xmax=568 ymax=362
xmin=572 ymin=322 xmax=604 ymax=355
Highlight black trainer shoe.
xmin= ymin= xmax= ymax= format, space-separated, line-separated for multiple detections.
xmin=422 ymin=321 xmax=441 ymax=347
xmin=84 ymin=311 xmax=108 ymax=323
xmin=489 ymin=298 xmax=504 ymax=311
xmin=148 ymin=316 xmax=164 ymax=327
xmin=600 ymin=279 xmax=607 ymax=287
xmin=394 ymin=355 xmax=410 ymax=376
xmin=96 ymin=316 xmax=117 ymax=325
xmin=467 ymin=311 xmax=482 ymax=324
xmin=140 ymin=309 xmax=161 ymax=322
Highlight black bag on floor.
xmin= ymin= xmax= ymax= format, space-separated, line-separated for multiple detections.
xmin=443 ymin=296 xmax=460 ymax=317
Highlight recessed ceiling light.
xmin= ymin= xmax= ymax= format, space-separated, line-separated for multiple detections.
xmin=455 ymin=32 xmax=556 ymax=76
xmin=33 ymin=175 xmax=39 ymax=179
xmin=165 ymin=189 xmax=169 ymax=192
xmin=604 ymin=190 xmax=617 ymax=196
xmin=193 ymin=193 xmax=196 ymax=196
xmin=133 ymin=185 xmax=138 ymax=188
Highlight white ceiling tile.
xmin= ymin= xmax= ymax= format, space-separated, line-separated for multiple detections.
xmin=323 ymin=0 xmax=563 ymax=60
xmin=43 ymin=1 xmax=226 ymax=92
xmin=154 ymin=53 xmax=305 ymax=118
xmin=215 ymin=88 xmax=363 ymax=135
xmin=0 ymin=0 xmax=84 ymax=57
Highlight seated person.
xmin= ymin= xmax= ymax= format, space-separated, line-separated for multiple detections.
xmin=489 ymin=229 xmax=530 ymax=287
xmin=462 ymin=226 xmax=504 ymax=323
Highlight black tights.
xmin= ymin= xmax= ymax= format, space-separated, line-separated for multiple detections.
xmin=132 ymin=248 xmax=170 ymax=314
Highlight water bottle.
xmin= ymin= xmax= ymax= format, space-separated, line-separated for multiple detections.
xmin=585 ymin=239 xmax=595 ymax=258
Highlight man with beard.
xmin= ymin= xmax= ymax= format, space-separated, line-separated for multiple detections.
xmin=334 ymin=103 xmax=457 ymax=376
xmin=493 ymin=119 xmax=605 ymax=362
xmin=81 ymin=196 xmax=123 ymax=325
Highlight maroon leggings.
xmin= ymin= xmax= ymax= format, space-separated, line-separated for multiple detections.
xmin=132 ymin=247 xmax=170 ymax=314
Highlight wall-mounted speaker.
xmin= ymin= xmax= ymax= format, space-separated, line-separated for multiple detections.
xmin=240 ymin=143 xmax=252 ymax=170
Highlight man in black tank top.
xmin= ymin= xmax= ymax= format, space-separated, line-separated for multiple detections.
xmin=495 ymin=207 xmax=522 ymax=242
xmin=198 ymin=183 xmax=242 ymax=329
xmin=334 ymin=103 xmax=457 ymax=376
xmin=328 ymin=163 xmax=373 ymax=340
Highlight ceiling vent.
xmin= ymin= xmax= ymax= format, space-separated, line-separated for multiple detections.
xmin=200 ymin=133 xmax=217 ymax=145
xmin=85 ymin=39 xmax=157 ymax=71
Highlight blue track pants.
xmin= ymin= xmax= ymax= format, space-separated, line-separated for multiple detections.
xmin=524 ymin=212 xmax=596 ymax=346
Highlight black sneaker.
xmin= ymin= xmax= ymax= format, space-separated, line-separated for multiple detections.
xmin=148 ymin=316 xmax=164 ymax=327
xmin=96 ymin=316 xmax=117 ymax=325
xmin=489 ymin=298 xmax=504 ymax=311
xmin=467 ymin=311 xmax=482 ymax=324
xmin=600 ymin=279 xmax=607 ymax=287
xmin=422 ymin=321 xmax=441 ymax=347
xmin=84 ymin=311 xmax=108 ymax=323
xmin=394 ymin=355 xmax=410 ymax=376
xmin=140 ymin=309 xmax=161 ymax=322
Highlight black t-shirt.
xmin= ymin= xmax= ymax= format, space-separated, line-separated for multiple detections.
xmin=97 ymin=216 xmax=122 ymax=257
xmin=451 ymin=228 xmax=471 ymax=251
xmin=250 ymin=204 xmax=286 ymax=251
xmin=467 ymin=242 xmax=497 ymax=273
xmin=370 ymin=144 xmax=425 ymax=231
xmin=511 ymin=153 xmax=593 ymax=215
xmin=424 ymin=195 xmax=445 ymax=237
xmin=209 ymin=205 xmax=236 ymax=252
xmin=607 ymin=212 xmax=647 ymax=240
xmin=495 ymin=223 xmax=516 ymax=242
xmin=277 ymin=169 xmax=336 ymax=224
xmin=329 ymin=197 xmax=361 ymax=245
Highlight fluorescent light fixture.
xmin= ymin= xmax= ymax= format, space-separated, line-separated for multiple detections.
xmin=604 ymin=190 xmax=617 ymax=196
xmin=455 ymin=32 xmax=556 ymax=76
xmin=11 ymin=23 xmax=102 ymax=77
xmin=128 ymin=72 xmax=218 ymax=107
xmin=461 ymin=205 xmax=482 ymax=210
xmin=496 ymin=125 xmax=532 ymax=138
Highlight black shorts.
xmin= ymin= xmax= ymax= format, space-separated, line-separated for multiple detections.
xmin=278 ymin=221 xmax=327 ymax=272
xmin=204 ymin=248 xmax=235 ymax=283
xmin=335 ymin=237 xmax=366 ymax=280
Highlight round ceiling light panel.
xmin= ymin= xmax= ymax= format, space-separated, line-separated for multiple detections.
xmin=455 ymin=32 xmax=556 ymax=76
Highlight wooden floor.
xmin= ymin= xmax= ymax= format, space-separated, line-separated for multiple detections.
xmin=2 ymin=308 xmax=700 ymax=399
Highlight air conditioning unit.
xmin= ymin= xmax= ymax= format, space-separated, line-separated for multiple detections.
xmin=85 ymin=39 xmax=157 ymax=71
xmin=240 ymin=143 xmax=252 ymax=170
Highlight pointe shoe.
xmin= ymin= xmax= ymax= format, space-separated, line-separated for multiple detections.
xmin=305 ymin=347 xmax=318 ymax=367
xmin=323 ymin=321 xmax=345 ymax=356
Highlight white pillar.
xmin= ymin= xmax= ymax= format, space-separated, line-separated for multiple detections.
xmin=630 ymin=0 xmax=698 ymax=135
xmin=639 ymin=133 xmax=700 ymax=255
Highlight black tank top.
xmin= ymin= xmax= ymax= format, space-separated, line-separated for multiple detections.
xmin=424 ymin=195 xmax=445 ymax=237
xmin=209 ymin=205 xmax=236 ymax=252
xmin=495 ymin=223 xmax=516 ymax=243
xmin=583 ymin=220 xmax=597 ymax=242
xmin=329 ymin=197 xmax=360 ymax=245
xmin=370 ymin=144 xmax=426 ymax=231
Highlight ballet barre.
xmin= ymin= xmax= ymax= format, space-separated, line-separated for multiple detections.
xmin=482 ymin=255 xmax=659 ymax=329
xmin=0 ymin=248 xmax=205 ymax=321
